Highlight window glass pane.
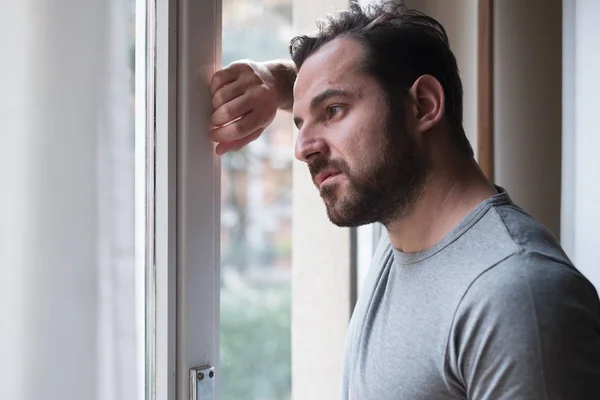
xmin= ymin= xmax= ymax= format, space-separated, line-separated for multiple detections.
xmin=97 ymin=0 xmax=145 ymax=399
xmin=220 ymin=1 xmax=293 ymax=399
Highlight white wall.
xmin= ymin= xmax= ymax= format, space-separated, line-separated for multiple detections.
xmin=0 ymin=1 xmax=107 ymax=399
xmin=494 ymin=0 xmax=563 ymax=238
xmin=292 ymin=2 xmax=354 ymax=399
xmin=404 ymin=0 xmax=479 ymax=154
xmin=562 ymin=0 xmax=600 ymax=288
xmin=407 ymin=1 xmax=563 ymax=241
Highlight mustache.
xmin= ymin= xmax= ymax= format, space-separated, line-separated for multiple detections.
xmin=308 ymin=157 xmax=350 ymax=180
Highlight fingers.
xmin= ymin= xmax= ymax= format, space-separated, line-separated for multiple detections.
xmin=210 ymin=65 xmax=239 ymax=95
xmin=212 ymin=79 xmax=249 ymax=111
xmin=210 ymin=109 xmax=266 ymax=142
xmin=210 ymin=62 xmax=253 ymax=95
xmin=211 ymin=89 xmax=255 ymax=127
xmin=215 ymin=128 xmax=264 ymax=155
xmin=210 ymin=62 xmax=276 ymax=153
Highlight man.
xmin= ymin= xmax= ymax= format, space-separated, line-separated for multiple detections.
xmin=210 ymin=3 xmax=600 ymax=399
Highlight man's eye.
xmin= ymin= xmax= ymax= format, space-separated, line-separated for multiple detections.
xmin=326 ymin=105 xmax=343 ymax=119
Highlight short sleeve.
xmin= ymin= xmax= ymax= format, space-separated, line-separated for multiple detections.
xmin=445 ymin=253 xmax=600 ymax=400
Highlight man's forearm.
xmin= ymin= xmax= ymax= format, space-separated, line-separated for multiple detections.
xmin=265 ymin=60 xmax=297 ymax=112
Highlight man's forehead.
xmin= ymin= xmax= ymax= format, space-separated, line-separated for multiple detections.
xmin=294 ymin=38 xmax=365 ymax=103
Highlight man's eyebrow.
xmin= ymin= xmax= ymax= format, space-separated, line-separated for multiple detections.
xmin=310 ymin=88 xmax=350 ymax=110
xmin=294 ymin=89 xmax=351 ymax=129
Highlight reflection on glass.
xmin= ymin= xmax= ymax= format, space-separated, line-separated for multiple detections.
xmin=220 ymin=1 xmax=293 ymax=399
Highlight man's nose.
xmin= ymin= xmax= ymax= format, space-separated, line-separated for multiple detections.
xmin=294 ymin=127 xmax=329 ymax=162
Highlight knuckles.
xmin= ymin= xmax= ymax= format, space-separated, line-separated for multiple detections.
xmin=209 ymin=61 xmax=276 ymax=147
xmin=231 ymin=61 xmax=255 ymax=75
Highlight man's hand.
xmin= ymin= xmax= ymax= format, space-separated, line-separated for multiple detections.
xmin=210 ymin=61 xmax=279 ymax=155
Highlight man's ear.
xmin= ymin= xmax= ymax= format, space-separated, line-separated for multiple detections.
xmin=408 ymin=75 xmax=445 ymax=133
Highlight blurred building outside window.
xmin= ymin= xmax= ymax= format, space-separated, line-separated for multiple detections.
xmin=220 ymin=0 xmax=294 ymax=399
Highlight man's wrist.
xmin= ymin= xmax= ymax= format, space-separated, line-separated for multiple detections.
xmin=264 ymin=60 xmax=297 ymax=112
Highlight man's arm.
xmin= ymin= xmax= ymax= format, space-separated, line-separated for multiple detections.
xmin=446 ymin=255 xmax=600 ymax=399
xmin=209 ymin=59 xmax=297 ymax=154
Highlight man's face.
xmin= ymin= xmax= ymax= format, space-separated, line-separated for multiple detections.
xmin=293 ymin=37 xmax=428 ymax=227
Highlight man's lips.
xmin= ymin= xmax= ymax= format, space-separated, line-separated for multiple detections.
xmin=314 ymin=170 xmax=341 ymax=187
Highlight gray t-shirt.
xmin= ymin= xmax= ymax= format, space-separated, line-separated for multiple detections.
xmin=342 ymin=189 xmax=600 ymax=399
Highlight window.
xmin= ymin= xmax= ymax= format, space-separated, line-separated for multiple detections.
xmin=220 ymin=1 xmax=294 ymax=399
xmin=0 ymin=1 xmax=362 ymax=399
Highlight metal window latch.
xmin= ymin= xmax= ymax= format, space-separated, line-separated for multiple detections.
xmin=190 ymin=365 xmax=215 ymax=400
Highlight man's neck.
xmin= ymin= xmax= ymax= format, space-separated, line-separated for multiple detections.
xmin=385 ymin=157 xmax=497 ymax=253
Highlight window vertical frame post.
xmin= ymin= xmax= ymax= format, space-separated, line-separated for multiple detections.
xmin=178 ymin=0 xmax=222 ymax=399
xmin=155 ymin=0 xmax=222 ymax=397
xmin=154 ymin=0 xmax=178 ymax=398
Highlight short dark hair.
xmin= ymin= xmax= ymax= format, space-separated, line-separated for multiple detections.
xmin=289 ymin=1 xmax=473 ymax=157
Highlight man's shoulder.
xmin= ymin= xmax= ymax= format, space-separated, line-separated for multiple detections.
xmin=457 ymin=201 xmax=597 ymax=317
xmin=466 ymin=201 xmax=572 ymax=272
xmin=459 ymin=249 xmax=599 ymax=321
xmin=449 ymin=240 xmax=600 ymax=400
xmin=491 ymin=202 xmax=563 ymax=254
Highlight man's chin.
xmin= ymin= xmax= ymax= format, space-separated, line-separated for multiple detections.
xmin=325 ymin=212 xmax=373 ymax=228
xmin=321 ymin=185 xmax=380 ymax=227
xmin=324 ymin=201 xmax=377 ymax=228
xmin=327 ymin=218 xmax=364 ymax=228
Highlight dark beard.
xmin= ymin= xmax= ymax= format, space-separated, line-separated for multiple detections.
xmin=310 ymin=111 xmax=429 ymax=227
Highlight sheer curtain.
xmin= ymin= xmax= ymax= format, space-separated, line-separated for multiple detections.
xmin=0 ymin=1 xmax=141 ymax=399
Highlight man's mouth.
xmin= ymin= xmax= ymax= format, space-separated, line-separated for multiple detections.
xmin=314 ymin=170 xmax=341 ymax=187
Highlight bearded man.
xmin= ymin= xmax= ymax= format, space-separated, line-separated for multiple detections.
xmin=209 ymin=3 xmax=600 ymax=399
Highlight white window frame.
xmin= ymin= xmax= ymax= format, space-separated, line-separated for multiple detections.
xmin=153 ymin=0 xmax=222 ymax=399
